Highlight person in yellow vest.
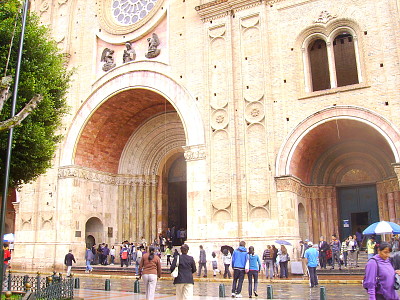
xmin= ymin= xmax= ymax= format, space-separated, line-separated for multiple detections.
xmin=367 ymin=236 xmax=376 ymax=260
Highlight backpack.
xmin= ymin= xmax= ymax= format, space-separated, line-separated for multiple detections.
xmin=121 ymin=250 xmax=128 ymax=260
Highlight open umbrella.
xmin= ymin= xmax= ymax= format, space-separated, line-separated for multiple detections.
xmin=221 ymin=245 xmax=234 ymax=254
xmin=275 ymin=240 xmax=292 ymax=246
xmin=362 ymin=221 xmax=400 ymax=235
xmin=3 ymin=233 xmax=14 ymax=243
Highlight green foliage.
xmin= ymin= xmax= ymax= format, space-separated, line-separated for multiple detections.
xmin=0 ymin=0 xmax=71 ymax=188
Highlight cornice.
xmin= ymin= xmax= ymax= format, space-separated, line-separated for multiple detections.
xmin=195 ymin=0 xmax=263 ymax=22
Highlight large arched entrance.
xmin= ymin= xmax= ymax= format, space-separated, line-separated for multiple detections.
xmin=276 ymin=106 xmax=400 ymax=242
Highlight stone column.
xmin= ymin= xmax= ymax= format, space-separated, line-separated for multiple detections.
xmin=318 ymin=187 xmax=327 ymax=240
xmin=183 ymin=144 xmax=208 ymax=243
xmin=117 ymin=184 xmax=124 ymax=242
xmin=326 ymin=42 xmax=338 ymax=88
xmin=151 ymin=176 xmax=158 ymax=243
xmin=130 ymin=179 xmax=138 ymax=242
xmin=123 ymin=183 xmax=130 ymax=240
xmin=144 ymin=176 xmax=152 ymax=244
xmin=137 ymin=177 xmax=145 ymax=241
xmin=326 ymin=191 xmax=333 ymax=239
xmin=394 ymin=191 xmax=400 ymax=223
xmin=311 ymin=188 xmax=319 ymax=243
xmin=388 ymin=192 xmax=396 ymax=222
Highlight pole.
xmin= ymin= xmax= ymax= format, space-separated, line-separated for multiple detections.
xmin=0 ymin=0 xmax=29 ymax=288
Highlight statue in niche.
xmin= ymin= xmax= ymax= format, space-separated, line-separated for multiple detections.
xmin=101 ymin=48 xmax=116 ymax=71
xmin=123 ymin=41 xmax=136 ymax=63
xmin=145 ymin=33 xmax=161 ymax=59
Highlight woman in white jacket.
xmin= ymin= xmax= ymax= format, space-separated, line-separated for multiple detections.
xmin=222 ymin=249 xmax=232 ymax=279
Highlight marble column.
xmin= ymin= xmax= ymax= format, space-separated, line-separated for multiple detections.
xmin=137 ymin=178 xmax=145 ymax=241
xmin=144 ymin=176 xmax=151 ymax=244
xmin=394 ymin=191 xmax=400 ymax=223
xmin=130 ymin=180 xmax=138 ymax=242
xmin=151 ymin=176 xmax=158 ymax=242
xmin=388 ymin=192 xmax=396 ymax=222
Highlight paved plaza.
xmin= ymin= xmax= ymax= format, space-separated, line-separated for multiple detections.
xmin=74 ymin=276 xmax=375 ymax=299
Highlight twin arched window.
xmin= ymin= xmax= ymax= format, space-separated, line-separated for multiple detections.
xmin=305 ymin=28 xmax=361 ymax=92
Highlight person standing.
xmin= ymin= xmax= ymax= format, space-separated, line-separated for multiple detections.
xmin=64 ymin=249 xmax=76 ymax=277
xmin=139 ymin=246 xmax=162 ymax=300
xmin=197 ymin=245 xmax=207 ymax=277
xmin=341 ymin=237 xmax=349 ymax=268
xmin=271 ymin=245 xmax=279 ymax=277
xmin=263 ymin=245 xmax=274 ymax=279
xmin=222 ymin=249 xmax=232 ymax=279
xmin=171 ymin=244 xmax=196 ymax=300
xmin=318 ymin=236 xmax=329 ymax=269
xmin=110 ymin=245 xmax=116 ymax=265
xmin=85 ymin=247 xmax=94 ymax=273
xmin=231 ymin=241 xmax=247 ymax=298
xmin=299 ymin=241 xmax=309 ymax=277
xmin=330 ymin=235 xmax=341 ymax=270
xmin=367 ymin=236 xmax=376 ymax=260
xmin=3 ymin=244 xmax=11 ymax=277
xmin=166 ymin=246 xmax=173 ymax=266
xmin=277 ymin=245 xmax=290 ymax=278
xmin=246 ymin=246 xmax=261 ymax=298
xmin=363 ymin=242 xmax=400 ymax=300
xmin=304 ymin=242 xmax=319 ymax=288
xmin=211 ymin=252 xmax=220 ymax=277
xmin=347 ymin=235 xmax=358 ymax=268
xmin=120 ymin=245 xmax=129 ymax=267
xmin=135 ymin=247 xmax=143 ymax=275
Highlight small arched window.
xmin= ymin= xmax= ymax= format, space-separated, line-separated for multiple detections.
xmin=333 ymin=32 xmax=359 ymax=87
xmin=308 ymin=39 xmax=331 ymax=91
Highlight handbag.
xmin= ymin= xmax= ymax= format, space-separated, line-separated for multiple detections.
xmin=394 ymin=274 xmax=400 ymax=290
xmin=171 ymin=255 xmax=180 ymax=278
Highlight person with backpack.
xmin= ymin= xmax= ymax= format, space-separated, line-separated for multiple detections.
xmin=363 ymin=242 xmax=400 ymax=300
xmin=120 ymin=245 xmax=129 ymax=267
xmin=139 ymin=246 xmax=162 ymax=300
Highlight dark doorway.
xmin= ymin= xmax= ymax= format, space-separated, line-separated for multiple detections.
xmin=338 ymin=185 xmax=379 ymax=240
xmin=86 ymin=235 xmax=95 ymax=249
xmin=167 ymin=155 xmax=187 ymax=245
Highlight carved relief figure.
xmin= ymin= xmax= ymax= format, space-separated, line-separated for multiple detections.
xmin=123 ymin=41 xmax=136 ymax=63
xmin=101 ymin=48 xmax=116 ymax=71
xmin=145 ymin=33 xmax=161 ymax=58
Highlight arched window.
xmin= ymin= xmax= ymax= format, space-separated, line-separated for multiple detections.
xmin=308 ymin=39 xmax=331 ymax=91
xmin=303 ymin=26 xmax=362 ymax=93
xmin=333 ymin=32 xmax=359 ymax=87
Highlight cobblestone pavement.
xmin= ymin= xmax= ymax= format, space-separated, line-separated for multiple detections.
xmin=75 ymin=277 xmax=377 ymax=299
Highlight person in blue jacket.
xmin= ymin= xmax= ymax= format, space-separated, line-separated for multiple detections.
xmin=231 ymin=241 xmax=247 ymax=298
xmin=245 ymin=246 xmax=262 ymax=298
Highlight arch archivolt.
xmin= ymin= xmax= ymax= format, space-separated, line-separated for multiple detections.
xmin=276 ymin=106 xmax=400 ymax=177
xmin=119 ymin=112 xmax=185 ymax=175
xmin=61 ymin=64 xmax=205 ymax=167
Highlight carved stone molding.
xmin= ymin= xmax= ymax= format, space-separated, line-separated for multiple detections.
xmin=245 ymin=101 xmax=264 ymax=123
xmin=195 ymin=0 xmax=262 ymax=22
xmin=183 ymin=144 xmax=206 ymax=161
xmin=58 ymin=165 xmax=156 ymax=186
xmin=314 ymin=10 xmax=337 ymax=24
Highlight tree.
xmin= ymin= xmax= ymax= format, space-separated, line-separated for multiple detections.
xmin=0 ymin=0 xmax=71 ymax=189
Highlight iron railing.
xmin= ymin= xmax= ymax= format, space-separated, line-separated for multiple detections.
xmin=2 ymin=272 xmax=74 ymax=299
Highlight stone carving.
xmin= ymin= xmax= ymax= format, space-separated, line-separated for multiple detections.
xmin=145 ymin=33 xmax=161 ymax=59
xmin=314 ymin=10 xmax=337 ymax=24
xmin=101 ymin=48 xmax=116 ymax=71
xmin=123 ymin=42 xmax=136 ymax=63
xmin=245 ymin=101 xmax=264 ymax=123
xmin=183 ymin=144 xmax=206 ymax=161
xmin=211 ymin=109 xmax=229 ymax=130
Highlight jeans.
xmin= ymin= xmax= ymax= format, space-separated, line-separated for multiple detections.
xmin=368 ymin=253 xmax=374 ymax=260
xmin=232 ymin=269 xmax=245 ymax=295
xmin=279 ymin=261 xmax=288 ymax=278
xmin=85 ymin=260 xmax=93 ymax=272
xmin=135 ymin=262 xmax=140 ymax=275
xmin=308 ymin=266 xmax=318 ymax=287
xmin=142 ymin=274 xmax=157 ymax=300
xmin=120 ymin=258 xmax=128 ymax=267
xmin=223 ymin=264 xmax=231 ymax=278
xmin=247 ymin=270 xmax=259 ymax=296
xmin=66 ymin=266 xmax=72 ymax=276
xmin=319 ymin=251 xmax=327 ymax=268
xmin=110 ymin=255 xmax=115 ymax=264
xmin=265 ymin=260 xmax=274 ymax=278
xmin=331 ymin=251 xmax=341 ymax=269
xmin=198 ymin=263 xmax=207 ymax=276
xmin=167 ymin=255 xmax=172 ymax=266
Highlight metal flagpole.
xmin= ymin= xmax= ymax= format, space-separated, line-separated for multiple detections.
xmin=0 ymin=0 xmax=30 ymax=287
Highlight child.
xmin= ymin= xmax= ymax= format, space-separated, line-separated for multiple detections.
xmin=211 ymin=252 xmax=221 ymax=277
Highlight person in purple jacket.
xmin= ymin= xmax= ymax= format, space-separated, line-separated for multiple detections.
xmin=363 ymin=242 xmax=400 ymax=300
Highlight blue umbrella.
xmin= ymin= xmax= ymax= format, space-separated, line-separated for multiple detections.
xmin=362 ymin=221 xmax=400 ymax=235
xmin=275 ymin=240 xmax=292 ymax=246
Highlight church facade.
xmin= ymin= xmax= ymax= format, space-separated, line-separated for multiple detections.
xmin=9 ymin=0 xmax=400 ymax=269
